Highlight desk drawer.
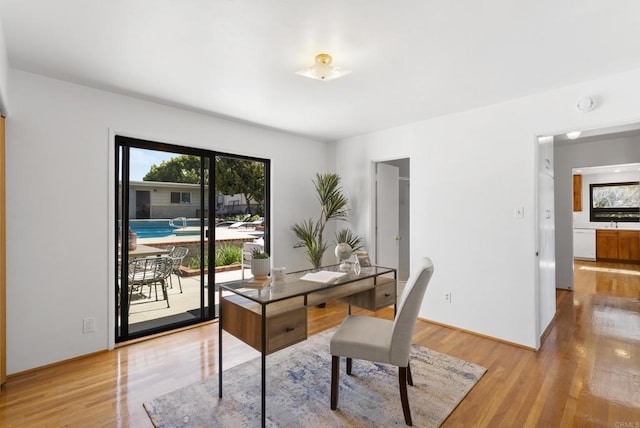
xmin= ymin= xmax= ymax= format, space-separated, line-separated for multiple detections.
xmin=340 ymin=277 xmax=396 ymax=311
xmin=221 ymin=297 xmax=307 ymax=355
xmin=375 ymin=282 xmax=396 ymax=309
xmin=267 ymin=308 xmax=307 ymax=354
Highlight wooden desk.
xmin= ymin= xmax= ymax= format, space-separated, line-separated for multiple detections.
xmin=218 ymin=265 xmax=397 ymax=427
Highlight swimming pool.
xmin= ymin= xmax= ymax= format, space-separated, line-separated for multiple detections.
xmin=128 ymin=219 xmax=206 ymax=239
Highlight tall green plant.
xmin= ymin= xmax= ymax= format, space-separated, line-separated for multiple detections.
xmin=292 ymin=173 xmax=356 ymax=268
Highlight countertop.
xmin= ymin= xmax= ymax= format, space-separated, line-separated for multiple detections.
xmin=573 ymin=225 xmax=640 ymax=231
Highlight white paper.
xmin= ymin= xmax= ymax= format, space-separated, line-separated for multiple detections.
xmin=300 ymin=270 xmax=346 ymax=283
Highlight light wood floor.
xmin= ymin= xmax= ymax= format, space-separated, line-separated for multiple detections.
xmin=0 ymin=260 xmax=638 ymax=427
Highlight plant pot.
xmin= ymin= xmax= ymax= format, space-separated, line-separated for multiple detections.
xmin=251 ymin=258 xmax=271 ymax=279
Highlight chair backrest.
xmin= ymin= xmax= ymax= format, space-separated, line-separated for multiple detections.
xmin=156 ymin=255 xmax=174 ymax=279
xmin=172 ymin=247 xmax=189 ymax=259
xmin=129 ymin=256 xmax=173 ymax=283
xmin=389 ymin=257 xmax=434 ymax=366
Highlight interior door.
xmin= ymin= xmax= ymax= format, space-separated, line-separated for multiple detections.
xmin=376 ymin=163 xmax=400 ymax=269
xmin=536 ymin=136 xmax=557 ymax=347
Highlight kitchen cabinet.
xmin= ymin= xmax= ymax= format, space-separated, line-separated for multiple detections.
xmin=573 ymin=174 xmax=582 ymax=212
xmin=596 ymin=230 xmax=618 ymax=259
xmin=617 ymin=231 xmax=640 ymax=261
xmin=596 ymin=229 xmax=640 ymax=261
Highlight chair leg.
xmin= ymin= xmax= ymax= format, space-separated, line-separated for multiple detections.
xmin=176 ymin=273 xmax=183 ymax=293
xmin=399 ymin=367 xmax=412 ymax=426
xmin=162 ymin=280 xmax=170 ymax=308
xmin=331 ymin=355 xmax=339 ymax=410
xmin=346 ymin=357 xmax=353 ymax=375
xmin=128 ymin=286 xmax=134 ymax=315
xmin=407 ymin=361 xmax=413 ymax=386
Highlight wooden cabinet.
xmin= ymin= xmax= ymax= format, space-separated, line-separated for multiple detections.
xmin=596 ymin=229 xmax=640 ymax=261
xmin=596 ymin=230 xmax=619 ymax=259
xmin=573 ymin=174 xmax=582 ymax=212
xmin=617 ymin=231 xmax=640 ymax=261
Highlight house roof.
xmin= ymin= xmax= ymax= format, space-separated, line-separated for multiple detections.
xmin=1 ymin=0 xmax=640 ymax=141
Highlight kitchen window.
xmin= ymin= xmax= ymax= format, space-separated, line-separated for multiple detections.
xmin=590 ymin=181 xmax=640 ymax=222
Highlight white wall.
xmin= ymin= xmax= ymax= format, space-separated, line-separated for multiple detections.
xmin=334 ymin=66 xmax=640 ymax=348
xmin=555 ymin=136 xmax=640 ymax=288
xmin=5 ymin=69 xmax=327 ymax=373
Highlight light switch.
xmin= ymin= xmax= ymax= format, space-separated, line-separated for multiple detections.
xmin=514 ymin=206 xmax=524 ymax=219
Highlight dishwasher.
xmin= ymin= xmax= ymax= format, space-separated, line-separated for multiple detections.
xmin=573 ymin=229 xmax=596 ymax=260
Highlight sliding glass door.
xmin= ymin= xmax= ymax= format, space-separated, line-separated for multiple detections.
xmin=115 ymin=136 xmax=269 ymax=342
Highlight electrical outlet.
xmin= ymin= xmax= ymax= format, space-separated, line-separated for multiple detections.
xmin=444 ymin=292 xmax=452 ymax=304
xmin=82 ymin=317 xmax=95 ymax=334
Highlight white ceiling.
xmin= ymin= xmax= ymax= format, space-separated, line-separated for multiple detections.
xmin=1 ymin=0 xmax=640 ymax=141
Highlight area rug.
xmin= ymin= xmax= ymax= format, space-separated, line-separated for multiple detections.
xmin=144 ymin=328 xmax=486 ymax=427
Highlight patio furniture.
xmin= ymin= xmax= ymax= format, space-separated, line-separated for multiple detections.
xmin=168 ymin=247 xmax=189 ymax=293
xmin=128 ymin=256 xmax=173 ymax=314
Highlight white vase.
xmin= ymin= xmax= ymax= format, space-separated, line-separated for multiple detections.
xmin=251 ymin=258 xmax=271 ymax=279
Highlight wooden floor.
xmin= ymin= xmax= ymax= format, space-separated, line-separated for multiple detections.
xmin=0 ymin=259 xmax=638 ymax=427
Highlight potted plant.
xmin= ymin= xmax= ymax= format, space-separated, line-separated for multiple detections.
xmin=250 ymin=247 xmax=270 ymax=279
xmin=292 ymin=173 xmax=362 ymax=269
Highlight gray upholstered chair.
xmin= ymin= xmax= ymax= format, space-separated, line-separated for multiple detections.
xmin=330 ymin=257 xmax=434 ymax=426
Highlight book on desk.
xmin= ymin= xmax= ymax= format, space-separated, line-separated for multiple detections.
xmin=299 ymin=270 xmax=347 ymax=283
xmin=244 ymin=277 xmax=272 ymax=289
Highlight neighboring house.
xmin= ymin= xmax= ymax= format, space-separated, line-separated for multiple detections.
xmin=129 ymin=181 xmax=259 ymax=219
xmin=129 ymin=181 xmax=206 ymax=219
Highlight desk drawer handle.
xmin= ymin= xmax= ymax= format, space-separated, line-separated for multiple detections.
xmin=286 ymin=327 xmax=295 ymax=332
xmin=384 ymin=293 xmax=391 ymax=297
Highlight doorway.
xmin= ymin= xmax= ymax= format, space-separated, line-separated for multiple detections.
xmin=373 ymin=158 xmax=410 ymax=283
xmin=535 ymin=121 xmax=640 ymax=346
xmin=115 ymin=136 xmax=269 ymax=342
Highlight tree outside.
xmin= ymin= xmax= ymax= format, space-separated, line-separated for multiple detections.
xmin=143 ymin=154 xmax=265 ymax=216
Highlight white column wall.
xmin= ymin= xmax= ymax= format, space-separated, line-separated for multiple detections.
xmin=335 ymin=67 xmax=640 ymax=348
xmin=5 ymin=69 xmax=327 ymax=373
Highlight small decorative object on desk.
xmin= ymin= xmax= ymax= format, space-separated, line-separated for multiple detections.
xmin=353 ymin=257 xmax=361 ymax=275
xmin=250 ymin=248 xmax=270 ymax=279
xmin=272 ymin=267 xmax=286 ymax=280
xmin=335 ymin=243 xmax=353 ymax=272
xmin=244 ymin=277 xmax=272 ymax=289
xmin=356 ymin=251 xmax=371 ymax=267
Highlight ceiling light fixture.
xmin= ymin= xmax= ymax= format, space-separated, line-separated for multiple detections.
xmin=566 ymin=131 xmax=581 ymax=140
xmin=296 ymin=53 xmax=351 ymax=81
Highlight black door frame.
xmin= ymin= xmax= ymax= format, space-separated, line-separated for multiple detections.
xmin=115 ymin=135 xmax=270 ymax=342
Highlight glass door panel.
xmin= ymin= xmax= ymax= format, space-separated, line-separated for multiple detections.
xmin=213 ymin=155 xmax=269 ymax=303
xmin=115 ymin=138 xmax=269 ymax=341
xmin=116 ymin=138 xmax=212 ymax=341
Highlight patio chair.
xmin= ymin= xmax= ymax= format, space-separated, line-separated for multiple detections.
xmin=168 ymin=247 xmax=189 ymax=293
xmin=128 ymin=256 xmax=173 ymax=314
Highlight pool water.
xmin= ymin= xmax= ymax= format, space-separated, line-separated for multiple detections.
xmin=128 ymin=219 xmax=205 ymax=239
